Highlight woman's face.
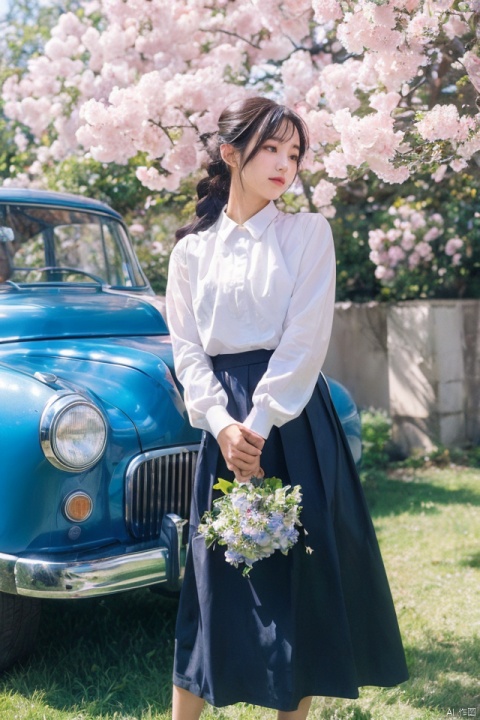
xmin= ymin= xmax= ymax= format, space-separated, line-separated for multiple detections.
xmin=235 ymin=123 xmax=301 ymax=204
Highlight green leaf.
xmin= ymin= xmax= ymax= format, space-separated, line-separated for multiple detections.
xmin=213 ymin=477 xmax=234 ymax=495
xmin=263 ymin=476 xmax=282 ymax=492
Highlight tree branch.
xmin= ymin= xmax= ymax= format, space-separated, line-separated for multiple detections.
xmin=198 ymin=27 xmax=262 ymax=50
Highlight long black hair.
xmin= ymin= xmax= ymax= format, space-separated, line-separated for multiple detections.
xmin=175 ymin=96 xmax=309 ymax=242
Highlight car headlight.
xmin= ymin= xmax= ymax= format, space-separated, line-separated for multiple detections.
xmin=40 ymin=394 xmax=107 ymax=472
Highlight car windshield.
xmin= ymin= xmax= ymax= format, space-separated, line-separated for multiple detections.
xmin=0 ymin=203 xmax=147 ymax=288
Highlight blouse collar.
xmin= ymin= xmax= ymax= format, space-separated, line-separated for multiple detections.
xmin=216 ymin=201 xmax=279 ymax=243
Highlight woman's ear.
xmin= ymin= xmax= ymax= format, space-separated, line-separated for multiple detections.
xmin=220 ymin=143 xmax=238 ymax=169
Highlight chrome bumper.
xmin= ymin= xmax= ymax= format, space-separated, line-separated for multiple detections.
xmin=0 ymin=513 xmax=186 ymax=599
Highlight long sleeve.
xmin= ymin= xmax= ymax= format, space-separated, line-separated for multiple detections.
xmin=165 ymin=240 xmax=235 ymax=437
xmin=242 ymin=214 xmax=336 ymax=439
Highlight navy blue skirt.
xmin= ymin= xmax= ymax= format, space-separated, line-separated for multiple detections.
xmin=173 ymin=349 xmax=408 ymax=711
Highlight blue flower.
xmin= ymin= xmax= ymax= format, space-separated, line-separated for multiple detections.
xmin=198 ymin=478 xmax=304 ymax=576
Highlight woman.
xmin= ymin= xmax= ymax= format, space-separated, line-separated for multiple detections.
xmin=165 ymin=96 xmax=408 ymax=720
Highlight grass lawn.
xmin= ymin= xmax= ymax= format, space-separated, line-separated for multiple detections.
xmin=0 ymin=464 xmax=478 ymax=719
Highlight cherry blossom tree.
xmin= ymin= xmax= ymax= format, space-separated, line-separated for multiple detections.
xmin=1 ymin=0 xmax=480 ymax=293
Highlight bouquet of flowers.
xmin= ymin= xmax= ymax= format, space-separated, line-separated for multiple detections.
xmin=198 ymin=476 xmax=305 ymax=577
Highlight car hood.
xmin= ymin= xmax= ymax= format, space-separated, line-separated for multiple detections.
xmin=0 ymin=336 xmax=198 ymax=450
xmin=0 ymin=286 xmax=168 ymax=342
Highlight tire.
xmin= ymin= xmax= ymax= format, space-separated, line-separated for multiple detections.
xmin=0 ymin=592 xmax=41 ymax=672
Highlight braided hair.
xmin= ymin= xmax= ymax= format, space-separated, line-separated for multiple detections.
xmin=175 ymin=96 xmax=309 ymax=242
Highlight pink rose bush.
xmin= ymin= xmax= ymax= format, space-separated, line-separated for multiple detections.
xmin=367 ymin=199 xmax=470 ymax=296
xmin=2 ymin=0 xmax=479 ymax=208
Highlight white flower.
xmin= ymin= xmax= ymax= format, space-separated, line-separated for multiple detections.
xmin=198 ymin=477 xmax=305 ymax=576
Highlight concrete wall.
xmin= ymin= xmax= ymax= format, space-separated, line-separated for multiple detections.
xmin=323 ymin=299 xmax=480 ymax=455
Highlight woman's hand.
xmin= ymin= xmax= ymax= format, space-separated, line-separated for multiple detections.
xmin=217 ymin=424 xmax=265 ymax=482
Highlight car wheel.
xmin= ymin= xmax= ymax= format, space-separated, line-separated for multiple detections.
xmin=0 ymin=592 xmax=41 ymax=671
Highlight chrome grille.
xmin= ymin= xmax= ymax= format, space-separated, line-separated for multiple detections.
xmin=125 ymin=446 xmax=199 ymax=540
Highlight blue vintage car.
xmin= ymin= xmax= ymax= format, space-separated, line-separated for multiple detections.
xmin=0 ymin=188 xmax=361 ymax=671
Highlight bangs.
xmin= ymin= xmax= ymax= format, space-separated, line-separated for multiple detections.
xmin=269 ymin=121 xmax=297 ymax=145
xmin=242 ymin=105 xmax=308 ymax=168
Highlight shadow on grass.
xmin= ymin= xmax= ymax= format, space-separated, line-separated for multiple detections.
xmin=460 ymin=551 xmax=480 ymax=569
xmin=1 ymin=577 xmax=479 ymax=718
xmin=362 ymin=471 xmax=480 ymax=519
xmin=401 ymin=635 xmax=480 ymax=714
xmin=1 ymin=470 xmax=478 ymax=717
xmin=0 ymin=588 xmax=179 ymax=716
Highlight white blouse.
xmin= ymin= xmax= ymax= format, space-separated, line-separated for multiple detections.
xmin=165 ymin=201 xmax=336 ymax=440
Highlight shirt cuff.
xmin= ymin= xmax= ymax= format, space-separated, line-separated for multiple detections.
xmin=242 ymin=407 xmax=271 ymax=440
xmin=205 ymin=405 xmax=236 ymax=439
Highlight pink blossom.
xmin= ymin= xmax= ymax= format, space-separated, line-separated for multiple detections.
xmin=151 ymin=241 xmax=166 ymax=255
xmin=303 ymin=109 xmax=340 ymax=146
xmin=324 ymin=150 xmax=349 ymax=179
xmin=432 ymin=165 xmax=448 ymax=183
xmin=368 ymin=229 xmax=386 ymax=251
xmin=301 ymin=149 xmax=325 ymax=175
xmin=333 ymin=108 xmax=408 ymax=183
xmin=321 ymin=205 xmax=337 ymax=219
xmin=445 ymin=237 xmax=463 ymax=256
xmin=24 ymin=56 xmax=61 ymax=96
xmin=443 ymin=16 xmax=469 ymax=41
xmin=362 ymin=1 xmax=397 ymax=29
xmin=337 ymin=9 xmax=402 ymax=55
xmin=394 ymin=205 xmax=413 ymax=220
xmin=312 ymin=0 xmax=343 ymax=23
xmin=423 ymin=226 xmax=442 ymax=242
xmin=14 ymin=130 xmax=28 ymax=152
xmin=319 ymin=60 xmax=363 ymax=112
xmin=402 ymin=1 xmax=422 ymax=11
xmin=416 ymin=241 xmax=433 ymax=259
xmin=45 ymin=36 xmax=81 ymax=61
xmin=99 ymin=26 xmax=135 ymax=63
xmin=360 ymin=47 xmax=427 ymax=92
xmin=462 ymin=51 xmax=480 ymax=93
xmin=416 ymin=105 xmax=474 ymax=142
xmin=53 ymin=11 xmax=86 ymax=39
xmin=228 ymin=4 xmax=260 ymax=37
xmin=386 ymin=228 xmax=402 ymax=242
xmin=1 ymin=0 xmax=479 ymax=206
xmin=452 ymin=253 xmax=462 ymax=266
xmin=281 ymin=51 xmax=315 ymax=105
xmin=136 ymin=166 xmax=169 ymax=191
xmin=450 ymin=158 xmax=468 ymax=172
xmin=397 ymin=205 xmax=413 ymax=219
xmin=206 ymin=43 xmax=245 ymax=75
xmin=401 ymin=231 xmax=415 ymax=251
xmin=458 ymin=131 xmax=480 ymax=160
xmin=410 ymin=211 xmax=426 ymax=230
xmin=406 ymin=12 xmax=440 ymax=46
xmin=312 ymin=179 xmax=337 ymax=208
xmin=387 ymin=245 xmax=406 ymax=267
xmin=408 ymin=251 xmax=421 ymax=269
xmin=16 ymin=97 xmax=52 ymax=136
xmin=162 ymin=134 xmax=200 ymax=178
xmin=375 ymin=265 xmax=395 ymax=280
xmin=2 ymin=173 xmax=35 ymax=189
xmin=369 ymin=92 xmax=401 ymax=114
xmin=281 ymin=0 xmax=312 ymax=15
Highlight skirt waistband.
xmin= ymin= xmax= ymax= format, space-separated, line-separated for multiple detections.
xmin=210 ymin=348 xmax=274 ymax=371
